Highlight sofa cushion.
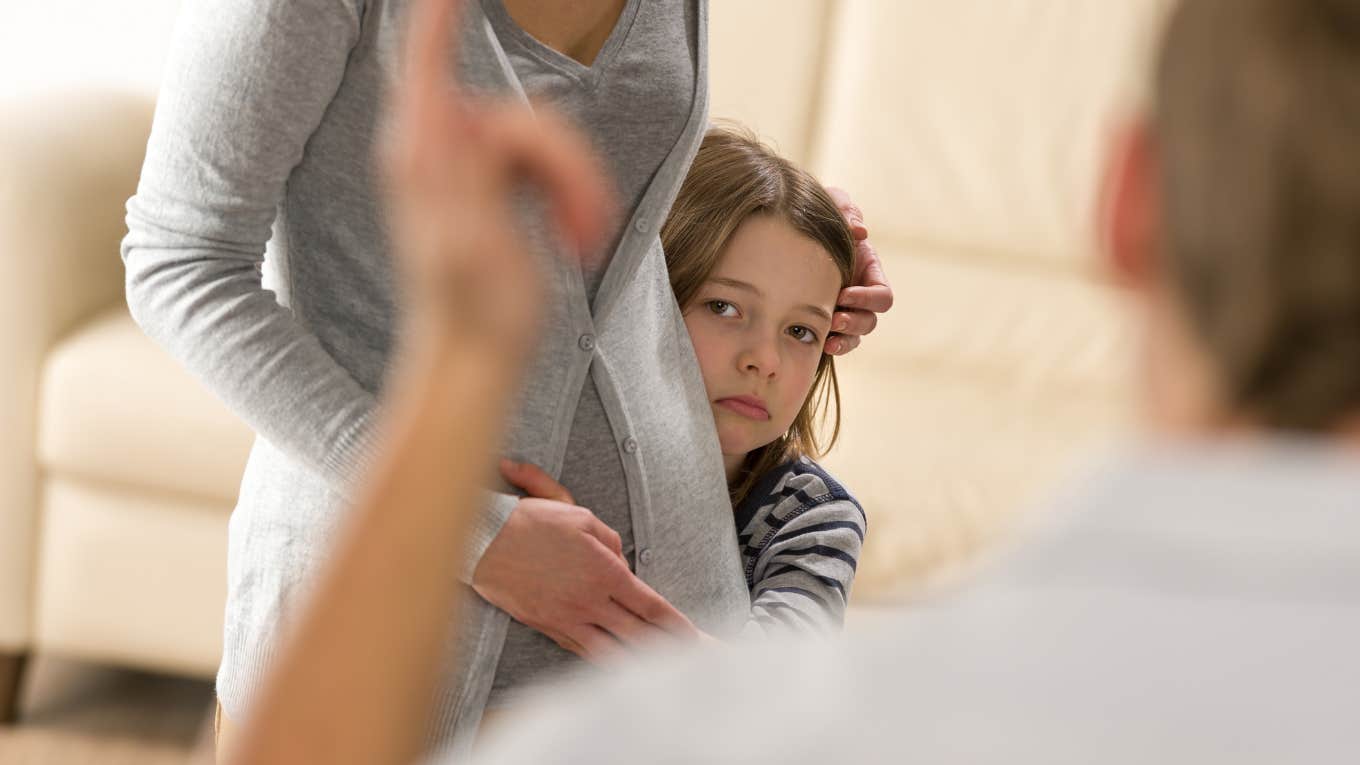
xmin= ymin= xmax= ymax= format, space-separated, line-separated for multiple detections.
xmin=38 ymin=306 xmax=254 ymax=505
xmin=34 ymin=474 xmax=228 ymax=677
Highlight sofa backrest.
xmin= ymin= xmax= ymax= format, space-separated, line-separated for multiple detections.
xmin=712 ymin=0 xmax=1173 ymax=270
xmin=711 ymin=2 xmax=1170 ymax=597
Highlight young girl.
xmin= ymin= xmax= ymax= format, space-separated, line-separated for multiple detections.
xmin=505 ymin=127 xmax=867 ymax=635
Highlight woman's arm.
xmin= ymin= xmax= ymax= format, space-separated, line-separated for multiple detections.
xmin=121 ymin=0 xmax=381 ymax=487
xmin=124 ymin=0 xmax=578 ymax=596
xmin=224 ymin=0 xmax=612 ymax=762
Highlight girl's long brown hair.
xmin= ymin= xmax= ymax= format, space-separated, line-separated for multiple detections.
xmin=662 ymin=126 xmax=855 ymax=507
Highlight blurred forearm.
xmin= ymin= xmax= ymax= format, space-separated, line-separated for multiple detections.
xmin=227 ymin=338 xmax=519 ymax=765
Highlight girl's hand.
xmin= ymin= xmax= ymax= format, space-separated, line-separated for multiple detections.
xmin=381 ymin=0 xmax=611 ymax=363
xmin=824 ymin=187 xmax=894 ymax=355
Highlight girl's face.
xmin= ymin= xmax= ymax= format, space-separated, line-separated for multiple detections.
xmin=682 ymin=215 xmax=843 ymax=476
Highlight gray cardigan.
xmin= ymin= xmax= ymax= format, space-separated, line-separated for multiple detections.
xmin=121 ymin=0 xmax=749 ymax=753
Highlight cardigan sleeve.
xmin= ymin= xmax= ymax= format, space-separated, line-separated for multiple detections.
xmin=120 ymin=0 xmax=515 ymax=579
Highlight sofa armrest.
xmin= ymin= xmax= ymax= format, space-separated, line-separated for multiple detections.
xmin=0 ymin=89 xmax=154 ymax=650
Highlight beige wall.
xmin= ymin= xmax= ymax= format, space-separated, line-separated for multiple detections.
xmin=0 ymin=0 xmax=183 ymax=102
xmin=710 ymin=0 xmax=834 ymax=166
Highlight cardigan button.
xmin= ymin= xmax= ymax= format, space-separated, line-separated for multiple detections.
xmin=621 ymin=436 xmax=639 ymax=454
xmin=578 ymin=333 xmax=596 ymax=352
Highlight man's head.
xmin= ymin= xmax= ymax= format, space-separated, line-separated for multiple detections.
xmin=1104 ymin=0 xmax=1360 ymax=436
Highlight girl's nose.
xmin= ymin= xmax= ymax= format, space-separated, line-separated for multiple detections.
xmin=738 ymin=331 xmax=781 ymax=378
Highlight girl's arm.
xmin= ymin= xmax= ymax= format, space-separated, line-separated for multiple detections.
xmin=224 ymin=0 xmax=611 ymax=762
xmin=738 ymin=467 xmax=866 ymax=635
xmin=742 ymin=495 xmax=866 ymax=635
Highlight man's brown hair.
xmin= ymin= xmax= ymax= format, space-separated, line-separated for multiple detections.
xmin=661 ymin=126 xmax=854 ymax=505
xmin=1155 ymin=0 xmax=1360 ymax=430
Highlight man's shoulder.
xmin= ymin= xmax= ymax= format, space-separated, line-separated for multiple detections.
xmin=471 ymin=634 xmax=856 ymax=764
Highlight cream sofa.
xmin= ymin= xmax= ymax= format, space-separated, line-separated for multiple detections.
xmin=0 ymin=0 xmax=1167 ymax=720
xmin=0 ymin=90 xmax=254 ymax=721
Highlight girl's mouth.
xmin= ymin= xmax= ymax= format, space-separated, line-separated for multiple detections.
xmin=716 ymin=396 xmax=770 ymax=420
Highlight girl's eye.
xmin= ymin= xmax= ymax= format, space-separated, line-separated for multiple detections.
xmin=788 ymin=325 xmax=820 ymax=345
xmin=706 ymin=300 xmax=738 ymax=318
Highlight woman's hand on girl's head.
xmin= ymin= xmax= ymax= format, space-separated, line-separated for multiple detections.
xmin=824 ymin=187 xmax=894 ymax=356
xmin=381 ymin=0 xmax=612 ymax=363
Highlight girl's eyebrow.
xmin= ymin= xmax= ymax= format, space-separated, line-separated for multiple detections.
xmin=708 ymin=276 xmax=762 ymax=296
xmin=797 ymin=304 xmax=833 ymax=323
xmin=708 ymin=277 xmax=832 ymax=323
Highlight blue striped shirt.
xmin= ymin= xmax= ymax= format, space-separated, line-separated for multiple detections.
xmin=734 ymin=457 xmax=866 ymax=635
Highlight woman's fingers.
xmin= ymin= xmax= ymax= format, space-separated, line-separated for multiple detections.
xmin=584 ymin=516 xmax=626 ymax=562
xmin=595 ymin=600 xmax=669 ymax=647
xmin=545 ymin=629 xmax=586 ymax=658
xmin=611 ymin=574 xmax=699 ymax=639
xmin=822 ymin=186 xmax=894 ymax=357
xmin=566 ymin=625 xmax=625 ymax=664
xmin=839 ymin=283 xmax=894 ymax=314
xmin=824 ymin=333 xmax=862 ymax=356
xmin=832 ymin=308 xmax=878 ymax=338
xmin=547 ymin=609 xmax=665 ymax=660
xmin=499 ymin=459 xmax=576 ymax=504
xmin=826 ymin=186 xmax=869 ymax=239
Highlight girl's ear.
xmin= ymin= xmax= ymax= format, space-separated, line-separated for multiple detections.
xmin=1099 ymin=118 xmax=1162 ymax=291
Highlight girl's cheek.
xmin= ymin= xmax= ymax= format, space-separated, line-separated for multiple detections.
xmin=788 ymin=360 xmax=821 ymax=407
xmin=692 ymin=332 xmax=732 ymax=390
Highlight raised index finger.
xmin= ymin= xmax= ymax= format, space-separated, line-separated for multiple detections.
xmin=489 ymin=104 xmax=613 ymax=256
xmin=403 ymin=0 xmax=465 ymax=110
